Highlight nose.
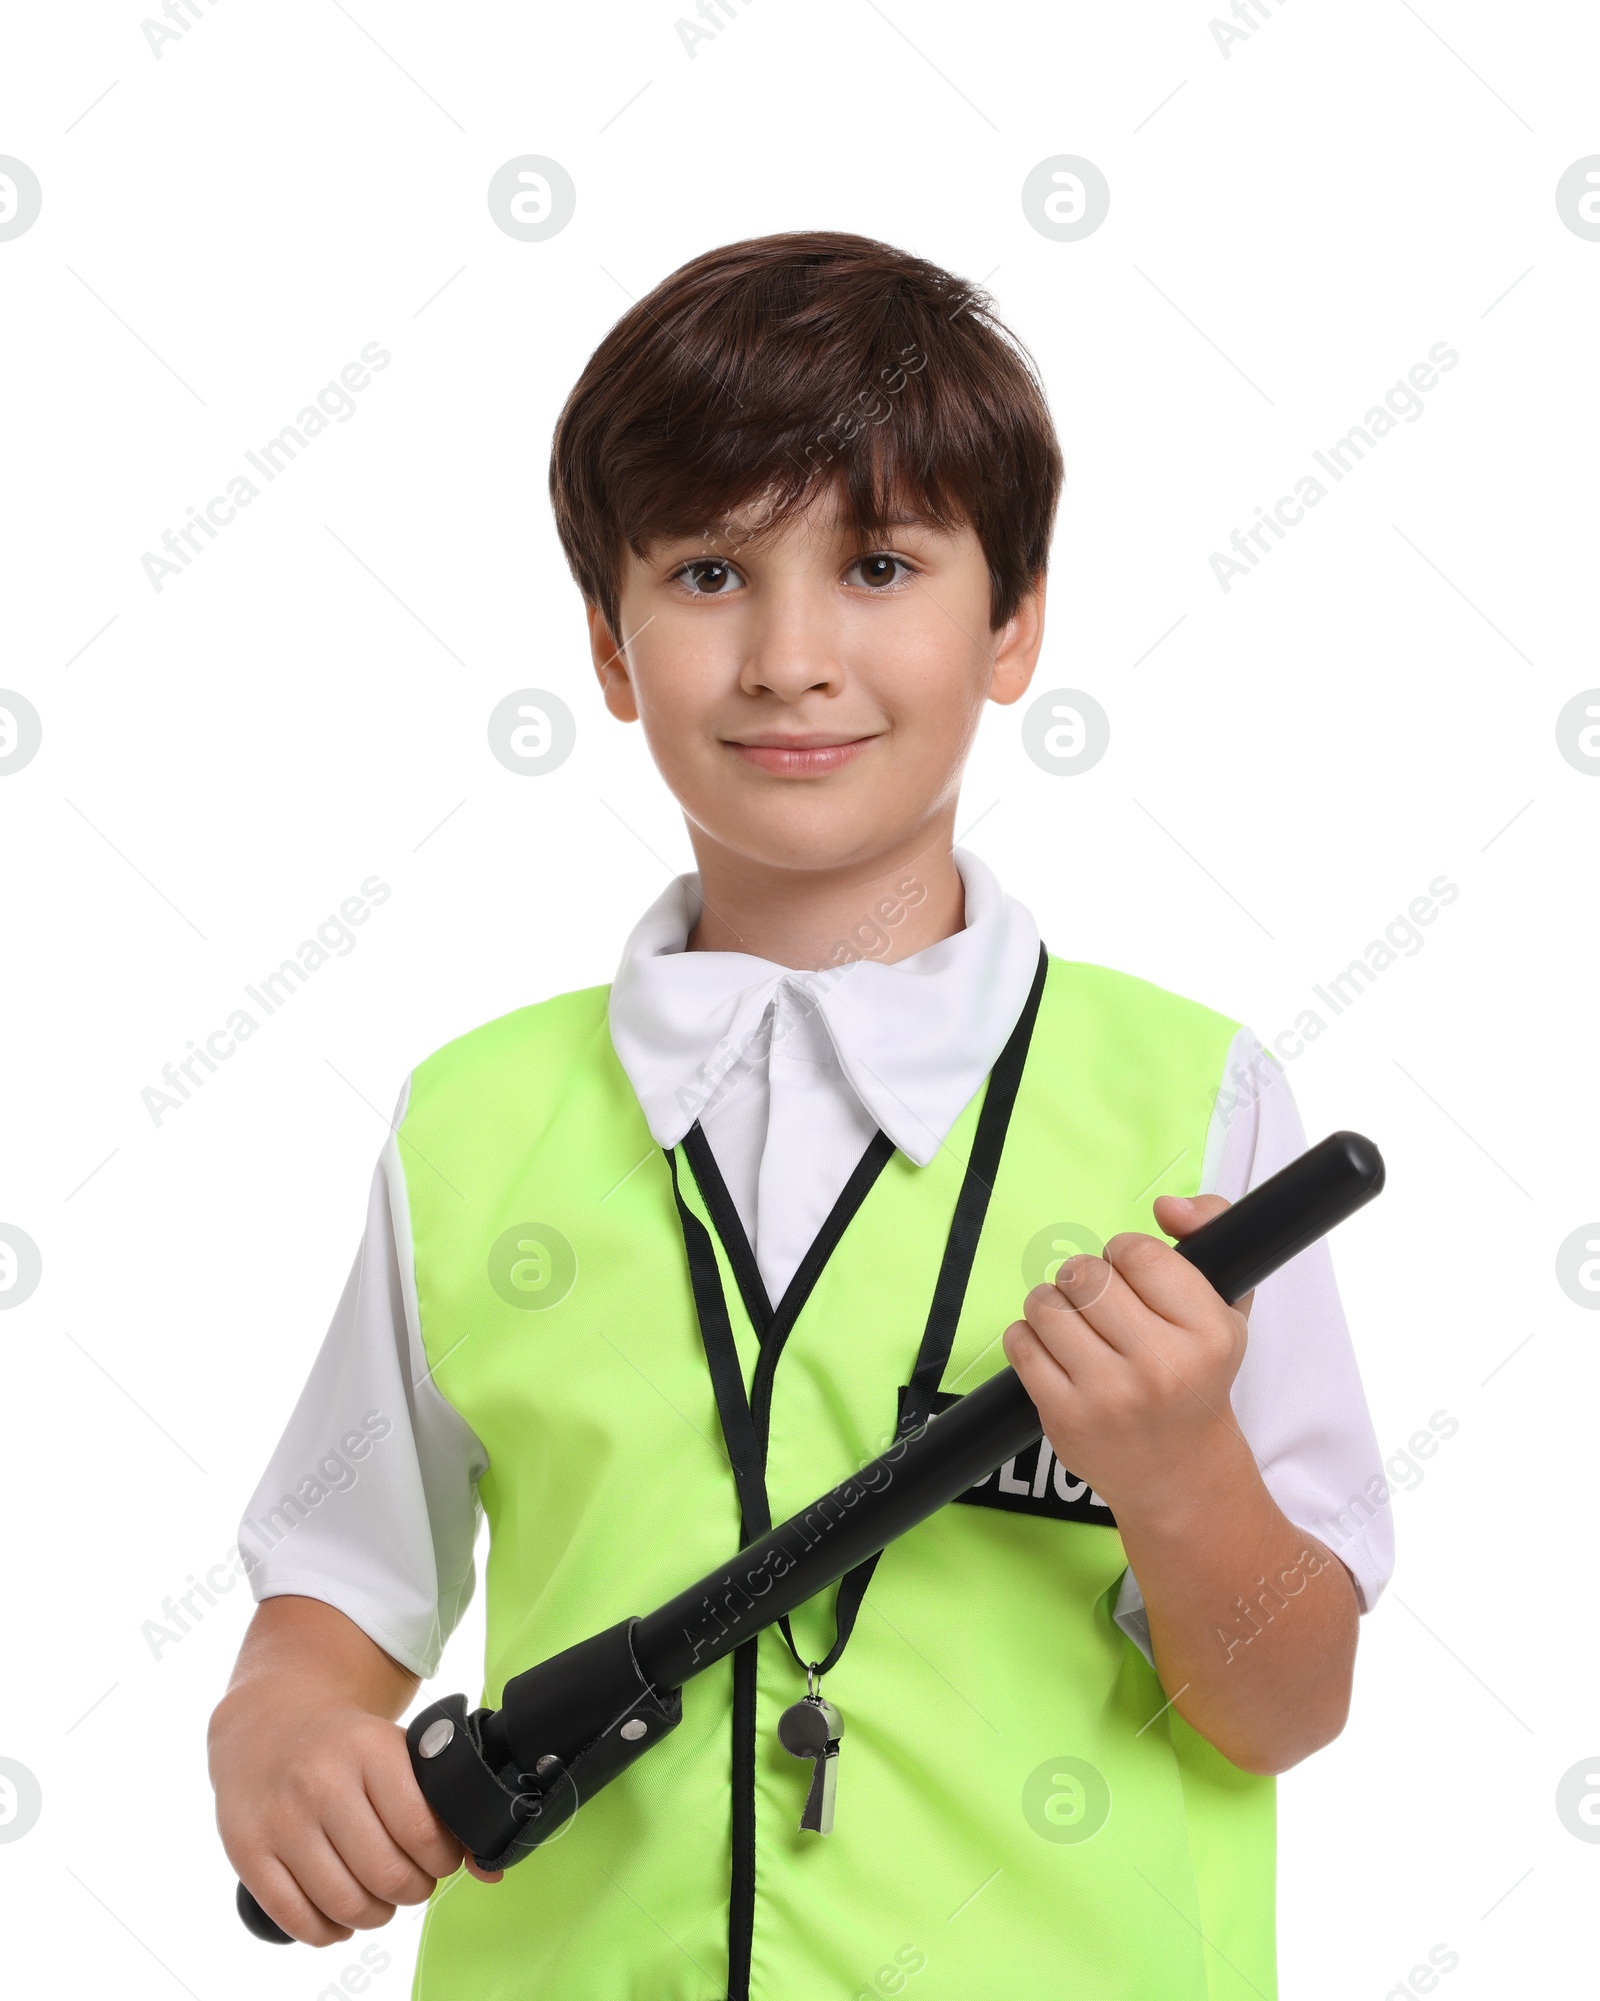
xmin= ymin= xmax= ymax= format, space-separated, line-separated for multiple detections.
xmin=738 ymin=575 xmax=844 ymax=701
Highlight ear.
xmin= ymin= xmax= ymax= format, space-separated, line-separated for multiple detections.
xmin=587 ymin=602 xmax=639 ymax=723
xmin=986 ymin=570 xmax=1047 ymax=708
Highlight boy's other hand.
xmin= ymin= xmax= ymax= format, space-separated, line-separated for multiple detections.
xmin=1001 ymin=1194 xmax=1251 ymax=1523
xmin=1004 ymin=1197 xmax=1359 ymax=1773
xmin=210 ymin=1597 xmax=503 ymax=1947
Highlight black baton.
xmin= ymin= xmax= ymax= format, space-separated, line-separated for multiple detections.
xmin=237 ymin=1128 xmax=1383 ymax=1939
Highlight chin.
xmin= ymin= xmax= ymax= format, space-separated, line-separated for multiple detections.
xmin=720 ymin=823 xmax=876 ymax=873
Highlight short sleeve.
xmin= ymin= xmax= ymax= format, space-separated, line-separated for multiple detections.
xmin=1112 ymin=1028 xmax=1393 ymax=1664
xmin=237 ymin=1075 xmax=488 ymax=1678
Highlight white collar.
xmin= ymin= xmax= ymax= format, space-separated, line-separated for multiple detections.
xmin=607 ymin=848 xmax=1043 ymax=1166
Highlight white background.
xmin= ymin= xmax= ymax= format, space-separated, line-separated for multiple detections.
xmin=2 ymin=2 xmax=1598 ymax=1996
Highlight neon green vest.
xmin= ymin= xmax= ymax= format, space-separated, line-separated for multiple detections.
xmin=402 ymin=954 xmax=1273 ymax=1999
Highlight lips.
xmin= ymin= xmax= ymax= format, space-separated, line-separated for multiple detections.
xmin=726 ymin=735 xmax=876 ymax=776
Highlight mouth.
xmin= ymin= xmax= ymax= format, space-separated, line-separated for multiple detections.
xmin=724 ymin=733 xmax=879 ymax=777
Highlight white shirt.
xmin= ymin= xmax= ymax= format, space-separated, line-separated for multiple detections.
xmin=608 ymin=848 xmax=1046 ymax=1305
xmin=239 ymin=848 xmax=1393 ymax=1677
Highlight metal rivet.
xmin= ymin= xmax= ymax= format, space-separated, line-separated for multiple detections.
xmin=620 ymin=1718 xmax=648 ymax=1741
xmin=534 ymin=1754 xmax=561 ymax=1776
xmin=418 ymin=1718 xmax=455 ymax=1760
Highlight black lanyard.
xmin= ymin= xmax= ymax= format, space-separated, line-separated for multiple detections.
xmin=664 ymin=940 xmax=1049 ymax=1680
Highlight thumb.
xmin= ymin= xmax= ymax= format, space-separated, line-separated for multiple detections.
xmin=1151 ymin=1191 xmax=1230 ymax=1240
xmin=1152 ymin=1193 xmax=1256 ymax=1319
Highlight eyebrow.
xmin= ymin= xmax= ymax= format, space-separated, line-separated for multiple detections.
xmin=703 ymin=509 xmax=936 ymax=540
xmin=648 ymin=508 xmax=941 ymax=558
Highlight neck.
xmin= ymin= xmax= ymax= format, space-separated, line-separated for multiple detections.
xmin=683 ymin=819 xmax=966 ymax=969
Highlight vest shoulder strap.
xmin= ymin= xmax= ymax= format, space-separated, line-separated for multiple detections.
xmin=402 ymin=957 xmax=1243 ymax=1160
xmin=406 ymin=981 xmax=615 ymax=1124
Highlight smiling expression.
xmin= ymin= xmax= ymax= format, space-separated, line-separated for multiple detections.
xmin=587 ymin=486 xmax=1045 ymax=876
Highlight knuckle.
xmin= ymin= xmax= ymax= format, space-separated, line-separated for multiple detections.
xmin=395 ymin=1804 xmax=457 ymax=1870
xmin=324 ymin=1883 xmax=387 ymax=1931
xmin=1077 ymin=1266 xmax=1115 ymax=1308
xmin=218 ymin=1814 xmax=267 ymax=1867
xmin=367 ymin=1856 xmax=422 ymax=1904
xmin=1189 ymin=1314 xmax=1229 ymax=1359
xmin=284 ymin=1763 xmax=336 ymax=1815
xmin=1020 ymin=1282 xmax=1055 ymax=1323
xmin=260 ymin=1800 xmax=305 ymax=1850
xmin=1109 ymin=1232 xmax=1161 ymax=1272
xmin=1050 ymin=1256 xmax=1108 ymax=1309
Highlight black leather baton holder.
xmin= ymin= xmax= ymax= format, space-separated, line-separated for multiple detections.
xmin=405 ymin=1616 xmax=683 ymax=1871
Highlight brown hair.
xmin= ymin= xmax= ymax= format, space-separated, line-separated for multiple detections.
xmin=548 ymin=230 xmax=1063 ymax=641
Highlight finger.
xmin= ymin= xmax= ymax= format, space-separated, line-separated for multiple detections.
xmin=362 ymin=1743 xmax=466 ymax=1883
xmin=1151 ymin=1195 xmax=1259 ymax=1318
xmin=1002 ymin=1317 xmax=1075 ymax=1407
xmin=1098 ymin=1228 xmax=1244 ymax=1333
xmin=464 ymin=1857 xmax=504 ymax=1884
xmin=318 ymin=1788 xmax=435 ymax=1917
xmin=282 ymin=1823 xmax=399 ymax=1933
xmin=1026 ymin=1251 xmax=1168 ymax=1363
xmin=1004 ymin=1304 xmax=1123 ymax=1409
xmin=1003 ymin=1317 xmax=1107 ymax=1451
xmin=241 ymin=1854 xmax=354 ymax=1948
xmin=1151 ymin=1191 xmax=1231 ymax=1240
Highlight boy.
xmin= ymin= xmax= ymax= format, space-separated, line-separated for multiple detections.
xmin=210 ymin=231 xmax=1392 ymax=1999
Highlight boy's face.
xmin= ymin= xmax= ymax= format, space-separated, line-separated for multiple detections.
xmin=587 ymin=487 xmax=1045 ymax=876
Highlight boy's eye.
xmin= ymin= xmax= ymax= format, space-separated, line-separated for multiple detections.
xmin=671 ymin=552 xmax=913 ymax=594
xmin=849 ymin=553 xmax=912 ymax=590
xmin=675 ymin=559 xmax=744 ymax=596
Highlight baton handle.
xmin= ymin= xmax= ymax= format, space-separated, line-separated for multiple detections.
xmin=235 ymin=1880 xmax=292 ymax=1944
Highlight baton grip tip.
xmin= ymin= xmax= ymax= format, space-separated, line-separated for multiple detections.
xmin=236 ymin=1879 xmax=293 ymax=1944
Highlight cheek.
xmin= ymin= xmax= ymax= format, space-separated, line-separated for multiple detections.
xmin=631 ymin=645 xmax=729 ymax=773
xmin=862 ymin=646 xmax=986 ymax=773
